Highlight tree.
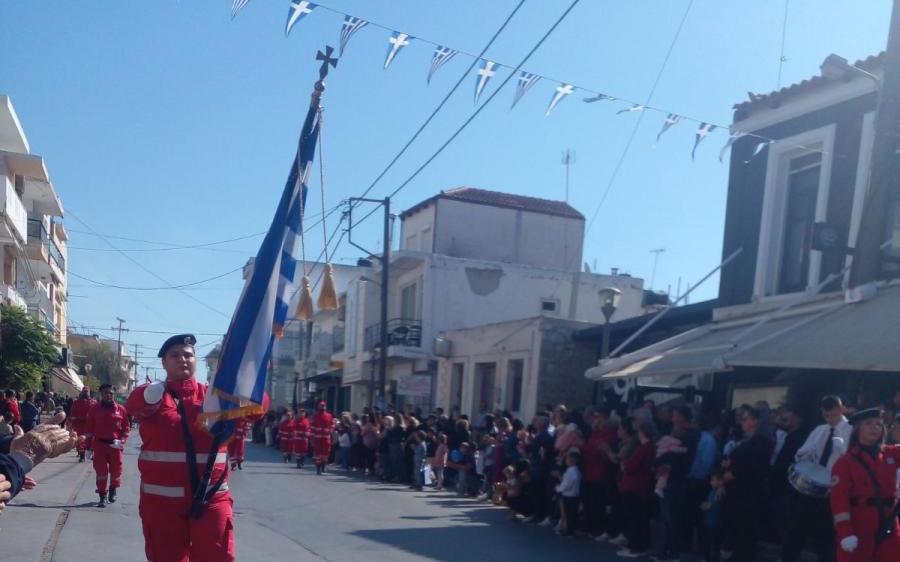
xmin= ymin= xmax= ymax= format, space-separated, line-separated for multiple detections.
xmin=0 ymin=304 xmax=60 ymax=391
xmin=72 ymin=341 xmax=129 ymax=389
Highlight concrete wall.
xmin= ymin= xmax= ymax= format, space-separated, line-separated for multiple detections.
xmin=535 ymin=319 xmax=599 ymax=414
xmin=400 ymin=204 xmax=436 ymax=253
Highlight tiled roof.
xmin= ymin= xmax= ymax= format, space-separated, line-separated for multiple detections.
xmin=401 ymin=187 xmax=585 ymax=220
xmin=734 ymin=52 xmax=883 ymax=118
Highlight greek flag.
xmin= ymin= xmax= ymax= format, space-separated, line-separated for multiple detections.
xmin=616 ymin=103 xmax=645 ymax=115
xmin=428 ymin=46 xmax=457 ymax=84
xmin=692 ymin=122 xmax=716 ymax=160
xmin=474 ymin=59 xmax=498 ymax=104
xmin=583 ymin=92 xmax=615 ymax=103
xmin=200 ymin=83 xmax=322 ymax=431
xmin=231 ymin=0 xmax=251 ymax=19
xmin=385 ymin=31 xmax=412 ymax=69
xmin=656 ymin=113 xmax=682 ymax=143
xmin=511 ymin=71 xmax=540 ymax=109
xmin=285 ymin=1 xmax=316 ymax=37
xmin=339 ymin=16 xmax=368 ymax=55
xmin=546 ymin=83 xmax=574 ymax=116
xmin=719 ymin=130 xmax=746 ymax=162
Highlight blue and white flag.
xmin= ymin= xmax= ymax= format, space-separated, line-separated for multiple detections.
xmin=285 ymin=1 xmax=316 ymax=37
xmin=583 ymin=92 xmax=615 ymax=103
xmin=200 ymin=77 xmax=323 ymax=432
xmin=428 ymin=46 xmax=457 ymax=84
xmin=510 ymin=71 xmax=540 ymax=109
xmin=656 ymin=113 xmax=682 ymax=143
xmin=616 ymin=103 xmax=645 ymax=115
xmin=339 ymin=16 xmax=368 ymax=55
xmin=744 ymin=139 xmax=774 ymax=163
xmin=692 ymin=122 xmax=716 ymax=160
xmin=384 ymin=31 xmax=412 ymax=69
xmin=546 ymin=83 xmax=574 ymax=116
xmin=719 ymin=130 xmax=746 ymax=162
xmin=474 ymin=59 xmax=498 ymax=104
xmin=231 ymin=0 xmax=252 ymax=19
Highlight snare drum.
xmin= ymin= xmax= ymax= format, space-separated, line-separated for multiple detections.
xmin=788 ymin=461 xmax=833 ymax=498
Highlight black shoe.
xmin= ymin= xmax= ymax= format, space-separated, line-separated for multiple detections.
xmin=238 ymin=461 xmax=243 ymax=470
xmin=97 ymin=494 xmax=107 ymax=508
xmin=108 ymin=488 xmax=117 ymax=503
xmin=316 ymin=465 xmax=322 ymax=475
xmin=296 ymin=461 xmax=302 ymax=469
xmin=78 ymin=452 xmax=85 ymax=462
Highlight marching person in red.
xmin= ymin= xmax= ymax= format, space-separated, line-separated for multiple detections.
xmin=309 ymin=401 xmax=334 ymax=475
xmin=830 ymin=407 xmax=900 ymax=562
xmin=70 ymin=387 xmax=96 ymax=462
xmin=84 ymin=383 xmax=129 ymax=507
xmin=292 ymin=408 xmax=311 ymax=469
xmin=228 ymin=420 xmax=250 ymax=471
xmin=127 ymin=334 xmax=261 ymax=562
xmin=278 ymin=410 xmax=295 ymax=463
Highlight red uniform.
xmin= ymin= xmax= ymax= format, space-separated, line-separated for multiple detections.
xmin=127 ymin=378 xmax=236 ymax=562
xmin=830 ymin=444 xmax=900 ymax=562
xmin=278 ymin=417 xmax=295 ymax=457
xmin=84 ymin=401 xmax=130 ymax=495
xmin=70 ymin=396 xmax=97 ymax=455
xmin=3 ymin=398 xmax=20 ymax=425
xmin=292 ymin=416 xmax=310 ymax=456
xmin=227 ymin=420 xmax=250 ymax=470
xmin=309 ymin=410 xmax=334 ymax=466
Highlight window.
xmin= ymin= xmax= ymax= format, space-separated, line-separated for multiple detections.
xmin=778 ymin=152 xmax=822 ymax=293
xmin=473 ymin=362 xmax=496 ymax=418
xmin=541 ymin=299 xmax=558 ymax=313
xmin=400 ymin=283 xmax=417 ymax=319
xmin=506 ymin=359 xmax=524 ymax=412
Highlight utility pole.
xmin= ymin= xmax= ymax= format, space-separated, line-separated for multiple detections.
xmin=347 ymin=197 xmax=392 ymax=409
xmin=561 ymin=149 xmax=575 ymax=203
xmin=113 ymin=317 xmax=127 ymax=384
xmin=132 ymin=343 xmax=141 ymax=390
xmin=848 ymin=0 xmax=900 ymax=286
xmin=649 ymin=248 xmax=666 ymax=290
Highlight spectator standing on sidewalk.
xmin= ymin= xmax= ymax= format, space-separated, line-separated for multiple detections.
xmin=615 ymin=419 xmax=656 ymax=558
xmin=20 ymin=392 xmax=40 ymax=432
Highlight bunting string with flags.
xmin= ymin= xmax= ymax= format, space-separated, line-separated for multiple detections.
xmin=474 ymin=59 xmax=498 ymax=104
xmin=719 ymin=130 xmax=746 ymax=162
xmin=546 ymin=83 xmax=574 ymax=116
xmin=286 ymin=1 xmax=316 ymax=37
xmin=428 ymin=46 xmax=458 ymax=84
xmin=229 ymin=1 xmax=826 ymax=162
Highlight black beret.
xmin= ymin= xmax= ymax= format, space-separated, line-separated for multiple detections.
xmin=849 ymin=407 xmax=883 ymax=425
xmin=157 ymin=334 xmax=197 ymax=357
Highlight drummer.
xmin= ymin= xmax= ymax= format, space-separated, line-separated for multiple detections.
xmin=830 ymin=407 xmax=900 ymax=562
xmin=783 ymin=395 xmax=852 ymax=562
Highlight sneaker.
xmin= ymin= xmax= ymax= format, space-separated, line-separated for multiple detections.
xmin=595 ymin=533 xmax=611 ymax=543
xmin=538 ymin=517 xmax=554 ymax=528
xmin=617 ymin=549 xmax=647 ymax=559
xmin=609 ymin=534 xmax=629 ymax=547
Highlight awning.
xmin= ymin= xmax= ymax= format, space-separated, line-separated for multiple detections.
xmin=586 ymin=291 xmax=849 ymax=381
xmin=49 ymin=366 xmax=84 ymax=394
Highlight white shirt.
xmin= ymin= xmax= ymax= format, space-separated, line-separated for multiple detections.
xmin=795 ymin=417 xmax=852 ymax=470
xmin=556 ymin=465 xmax=581 ymax=498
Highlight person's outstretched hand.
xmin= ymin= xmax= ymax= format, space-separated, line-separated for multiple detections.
xmin=11 ymin=412 xmax=76 ymax=467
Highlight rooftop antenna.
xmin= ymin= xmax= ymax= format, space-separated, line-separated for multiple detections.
xmin=649 ymin=248 xmax=666 ymax=290
xmin=561 ymin=149 xmax=575 ymax=203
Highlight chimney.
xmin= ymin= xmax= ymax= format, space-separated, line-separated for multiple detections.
xmin=610 ymin=267 xmax=619 ymax=276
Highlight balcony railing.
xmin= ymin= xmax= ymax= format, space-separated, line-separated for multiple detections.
xmin=27 ymin=219 xmax=65 ymax=273
xmin=364 ymin=318 xmax=423 ymax=351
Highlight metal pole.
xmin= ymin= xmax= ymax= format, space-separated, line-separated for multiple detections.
xmin=378 ymin=197 xmax=391 ymax=407
xmin=114 ymin=317 xmax=126 ymax=384
xmin=591 ymin=318 xmax=611 ymax=404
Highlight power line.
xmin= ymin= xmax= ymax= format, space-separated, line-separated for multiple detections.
xmin=68 ymin=266 xmax=244 ymax=291
xmin=777 ymin=0 xmax=791 ymax=88
xmin=70 ymin=326 xmax=225 ymax=337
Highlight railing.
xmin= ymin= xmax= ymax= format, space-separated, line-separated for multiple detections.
xmin=26 ymin=219 xmax=65 ymax=273
xmin=364 ymin=318 xmax=423 ymax=351
xmin=1 ymin=180 xmax=27 ymax=242
xmin=1 ymin=284 xmax=27 ymax=310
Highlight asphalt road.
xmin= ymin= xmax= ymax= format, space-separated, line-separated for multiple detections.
xmin=1 ymin=439 xmax=630 ymax=562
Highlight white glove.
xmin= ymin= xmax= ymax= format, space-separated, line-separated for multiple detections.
xmin=840 ymin=536 xmax=858 ymax=553
xmin=144 ymin=381 xmax=166 ymax=405
xmin=111 ymin=439 xmax=124 ymax=450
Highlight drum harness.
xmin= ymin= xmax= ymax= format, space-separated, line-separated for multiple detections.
xmin=849 ymin=452 xmax=896 ymax=545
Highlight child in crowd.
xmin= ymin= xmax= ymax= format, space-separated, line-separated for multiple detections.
xmin=653 ymin=434 xmax=686 ymax=497
xmin=449 ymin=442 xmax=474 ymax=496
xmin=432 ymin=433 xmax=448 ymax=490
xmin=496 ymin=464 xmax=518 ymax=506
xmin=412 ymin=430 xmax=427 ymax=491
xmin=338 ymin=426 xmax=352 ymax=471
xmin=701 ymin=470 xmax=726 ymax=562
xmin=555 ymin=449 xmax=582 ymax=536
xmin=478 ymin=435 xmax=497 ymax=501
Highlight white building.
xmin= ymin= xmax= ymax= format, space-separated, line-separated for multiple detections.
xmin=0 ymin=95 xmax=68 ymax=345
xmin=337 ymin=187 xmax=646 ymax=412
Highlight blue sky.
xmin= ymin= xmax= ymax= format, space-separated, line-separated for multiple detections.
xmin=0 ymin=1 xmax=890 ymax=377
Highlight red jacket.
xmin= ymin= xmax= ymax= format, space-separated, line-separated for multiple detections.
xmin=830 ymin=444 xmax=900 ymax=562
xmin=3 ymin=398 xmax=20 ymax=425
xmin=293 ymin=417 xmax=311 ymax=449
xmin=619 ymin=441 xmax=655 ymax=498
xmin=309 ymin=411 xmax=334 ymax=444
xmin=70 ymin=397 xmax=96 ymax=428
xmin=85 ymin=402 xmax=130 ymax=442
xmin=126 ymin=378 xmax=230 ymax=505
xmin=278 ymin=418 xmax=294 ymax=451
xmin=582 ymin=427 xmax=618 ymax=483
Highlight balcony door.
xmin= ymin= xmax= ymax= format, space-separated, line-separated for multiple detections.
xmin=400 ymin=282 xmax=417 ymax=320
xmin=778 ymin=152 xmax=822 ymax=293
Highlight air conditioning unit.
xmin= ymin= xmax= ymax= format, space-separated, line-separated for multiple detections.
xmin=433 ymin=337 xmax=452 ymax=357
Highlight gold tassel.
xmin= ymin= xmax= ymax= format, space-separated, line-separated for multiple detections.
xmin=295 ymin=276 xmax=314 ymax=320
xmin=317 ymin=263 xmax=339 ymax=310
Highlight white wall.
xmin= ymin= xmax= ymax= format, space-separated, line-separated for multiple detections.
xmin=400 ymin=204 xmax=436 ymax=252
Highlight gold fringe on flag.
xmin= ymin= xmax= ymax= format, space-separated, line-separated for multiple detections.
xmin=295 ymin=276 xmax=314 ymax=320
xmin=317 ymin=263 xmax=339 ymax=310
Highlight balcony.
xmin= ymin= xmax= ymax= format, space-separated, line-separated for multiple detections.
xmin=28 ymin=305 xmax=57 ymax=337
xmin=27 ymin=218 xmax=65 ymax=275
xmin=364 ymin=318 xmax=423 ymax=352
xmin=0 ymin=179 xmax=27 ymax=243
xmin=1 ymin=284 xmax=27 ymax=310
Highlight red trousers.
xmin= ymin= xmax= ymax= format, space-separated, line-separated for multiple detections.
xmin=227 ymin=437 xmax=245 ymax=462
xmin=139 ymin=496 xmax=235 ymax=562
xmin=92 ymin=441 xmax=123 ymax=494
xmin=312 ymin=439 xmax=331 ymax=464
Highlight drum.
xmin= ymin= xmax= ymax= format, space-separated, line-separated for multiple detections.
xmin=788 ymin=461 xmax=833 ymax=498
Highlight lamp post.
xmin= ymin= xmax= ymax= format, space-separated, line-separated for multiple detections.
xmin=592 ymin=287 xmax=622 ymax=405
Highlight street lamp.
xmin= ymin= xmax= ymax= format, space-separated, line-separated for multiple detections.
xmin=820 ymin=54 xmax=881 ymax=88
xmin=593 ymin=287 xmax=621 ymax=404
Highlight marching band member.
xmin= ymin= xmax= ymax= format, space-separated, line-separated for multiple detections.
xmin=278 ymin=410 xmax=295 ymax=463
xmin=228 ymin=420 xmax=250 ymax=471
xmin=70 ymin=387 xmax=96 ymax=462
xmin=84 ymin=384 xmax=129 ymax=507
xmin=310 ymin=401 xmax=334 ymax=475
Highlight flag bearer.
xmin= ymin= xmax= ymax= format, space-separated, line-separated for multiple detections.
xmin=278 ymin=410 xmax=295 ymax=463
xmin=126 ymin=334 xmax=242 ymax=562
xmin=310 ymin=401 xmax=334 ymax=474
xmin=830 ymin=408 xmax=900 ymax=562
xmin=70 ymin=387 xmax=96 ymax=462
xmin=84 ymin=383 xmax=129 ymax=507
xmin=293 ymin=408 xmax=311 ymax=469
